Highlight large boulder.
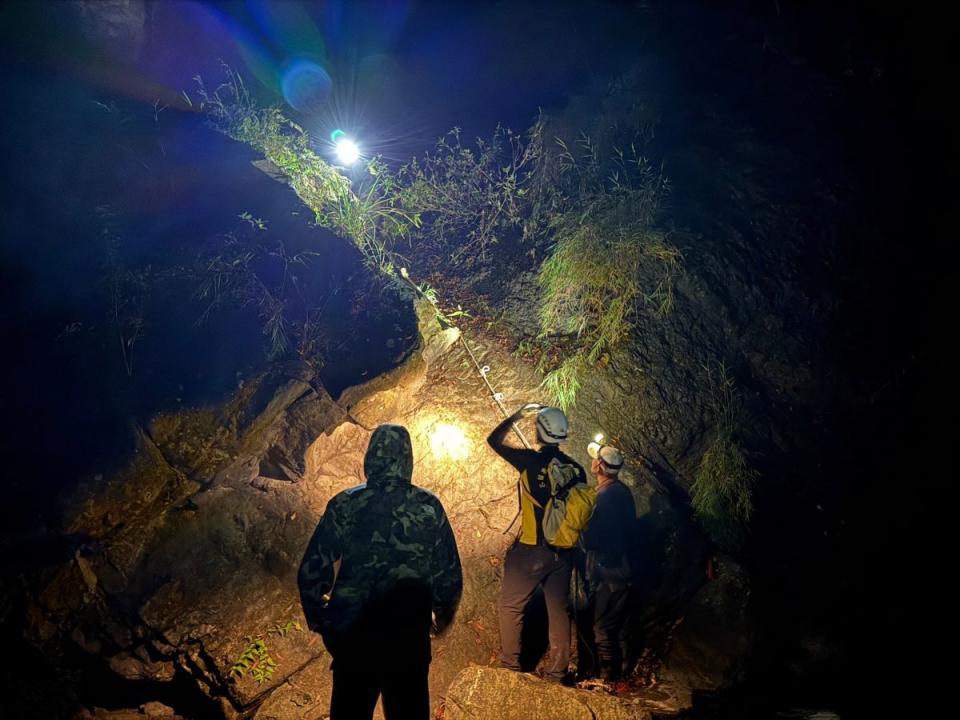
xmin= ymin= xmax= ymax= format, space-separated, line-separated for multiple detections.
xmin=25 ymin=296 xmax=469 ymax=718
xmin=337 ymin=297 xmax=458 ymax=428
xmin=444 ymin=666 xmax=691 ymax=720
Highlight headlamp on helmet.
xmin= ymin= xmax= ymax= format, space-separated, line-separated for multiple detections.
xmin=587 ymin=440 xmax=624 ymax=474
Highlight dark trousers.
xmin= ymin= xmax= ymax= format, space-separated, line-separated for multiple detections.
xmin=591 ymin=580 xmax=632 ymax=680
xmin=325 ymin=584 xmax=433 ymax=720
xmin=330 ymin=656 xmax=430 ymax=720
xmin=498 ymin=542 xmax=573 ymax=680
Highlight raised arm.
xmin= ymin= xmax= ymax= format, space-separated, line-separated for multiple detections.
xmin=487 ymin=403 xmax=541 ymax=469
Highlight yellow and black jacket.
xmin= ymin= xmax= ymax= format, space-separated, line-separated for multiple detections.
xmin=487 ymin=417 xmax=587 ymax=546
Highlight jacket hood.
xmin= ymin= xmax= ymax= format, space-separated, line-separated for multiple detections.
xmin=363 ymin=424 xmax=414 ymax=488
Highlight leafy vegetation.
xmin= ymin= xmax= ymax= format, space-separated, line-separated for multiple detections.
xmin=394 ymin=116 xmax=680 ymax=407
xmin=690 ymin=364 xmax=758 ymax=550
xmin=229 ymin=620 xmax=303 ymax=685
xmin=538 ymin=355 xmax=584 ymax=412
xmin=396 ymin=124 xmax=540 ymax=265
xmin=193 ymin=228 xmax=326 ymax=365
xmin=533 ymin=136 xmax=679 ymax=408
xmin=195 ymin=66 xmax=419 ymax=277
xmin=268 ymin=619 xmax=303 ymax=637
xmin=230 ymin=636 xmax=277 ymax=685
xmin=195 ymin=68 xmax=681 ymax=404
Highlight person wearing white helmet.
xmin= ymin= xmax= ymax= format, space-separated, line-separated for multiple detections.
xmin=488 ymin=402 xmax=587 ymax=684
xmin=581 ymin=440 xmax=636 ymax=682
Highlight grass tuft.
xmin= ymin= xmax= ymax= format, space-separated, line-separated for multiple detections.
xmin=540 ymin=355 xmax=584 ymax=412
xmin=690 ymin=364 xmax=758 ymax=550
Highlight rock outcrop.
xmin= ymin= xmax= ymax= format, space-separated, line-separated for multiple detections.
xmin=26 ymin=297 xmax=465 ymax=718
xmin=444 ymin=666 xmax=691 ymax=720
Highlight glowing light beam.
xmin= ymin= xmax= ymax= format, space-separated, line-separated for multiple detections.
xmin=430 ymin=423 xmax=471 ymax=462
xmin=334 ymin=135 xmax=360 ymax=165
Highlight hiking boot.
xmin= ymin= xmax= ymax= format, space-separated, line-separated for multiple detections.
xmin=544 ymin=671 xmax=575 ymax=687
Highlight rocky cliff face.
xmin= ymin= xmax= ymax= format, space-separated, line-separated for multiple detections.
xmin=23 ymin=298 xmax=442 ymax=719
xmin=19 ymin=287 xmax=730 ymax=718
xmin=3 ymin=1 xmax=943 ymax=717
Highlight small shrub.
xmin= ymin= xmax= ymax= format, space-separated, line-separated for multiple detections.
xmin=230 ymin=636 xmax=278 ymax=685
xmin=690 ymin=364 xmax=758 ymax=550
xmin=397 ymin=124 xmax=541 ymax=265
xmin=230 ymin=620 xmax=303 ymax=685
xmin=540 ymin=355 xmax=584 ymax=412
xmin=268 ymin=620 xmax=303 ymax=638
xmin=536 ymin=141 xmax=679 ymax=407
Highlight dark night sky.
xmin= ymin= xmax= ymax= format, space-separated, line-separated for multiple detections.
xmin=0 ymin=0 xmax=647 ymax=159
xmin=151 ymin=0 xmax=647 ymax=160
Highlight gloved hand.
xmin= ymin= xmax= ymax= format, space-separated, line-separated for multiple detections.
xmin=518 ymin=402 xmax=543 ymax=417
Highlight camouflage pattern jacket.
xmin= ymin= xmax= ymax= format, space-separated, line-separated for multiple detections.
xmin=298 ymin=425 xmax=463 ymax=649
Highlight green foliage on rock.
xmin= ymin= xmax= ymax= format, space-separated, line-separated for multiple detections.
xmin=538 ymin=354 xmax=584 ymax=413
xmin=195 ymin=68 xmax=681 ymax=406
xmin=229 ymin=620 xmax=303 ymax=685
xmin=195 ymin=66 xmax=419 ymax=276
xmin=397 ymin=117 xmax=682 ymax=407
xmin=230 ymin=636 xmax=277 ymax=685
xmin=691 ymin=365 xmax=758 ymax=550
xmin=534 ymin=137 xmax=680 ymax=408
xmin=268 ymin=619 xmax=303 ymax=638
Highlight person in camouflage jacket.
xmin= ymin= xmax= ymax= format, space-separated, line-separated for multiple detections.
xmin=298 ymin=423 xmax=462 ymax=720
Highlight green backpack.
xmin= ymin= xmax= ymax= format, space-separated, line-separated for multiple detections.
xmin=541 ymin=458 xmax=597 ymax=549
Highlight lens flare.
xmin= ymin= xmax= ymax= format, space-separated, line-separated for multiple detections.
xmin=281 ymin=59 xmax=332 ymax=112
xmin=430 ymin=423 xmax=471 ymax=462
xmin=334 ymin=137 xmax=360 ymax=164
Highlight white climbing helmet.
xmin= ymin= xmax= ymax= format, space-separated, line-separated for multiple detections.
xmin=535 ymin=406 xmax=568 ymax=444
xmin=588 ymin=442 xmax=624 ymax=474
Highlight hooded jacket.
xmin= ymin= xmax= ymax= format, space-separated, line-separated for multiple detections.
xmin=298 ymin=424 xmax=463 ymax=655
